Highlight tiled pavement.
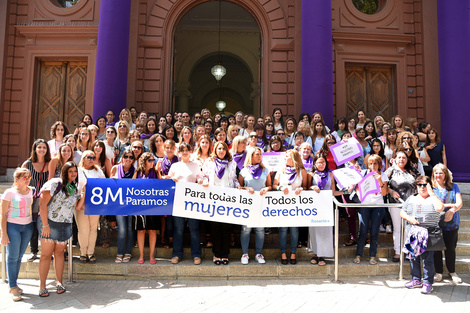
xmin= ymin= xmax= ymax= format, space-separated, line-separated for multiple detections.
xmin=0 ymin=275 xmax=469 ymax=312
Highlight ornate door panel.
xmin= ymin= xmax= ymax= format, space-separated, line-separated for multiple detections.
xmin=345 ymin=65 xmax=394 ymax=122
xmin=36 ymin=61 xmax=87 ymax=140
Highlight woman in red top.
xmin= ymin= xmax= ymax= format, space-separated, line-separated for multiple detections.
xmin=315 ymin=134 xmax=338 ymax=170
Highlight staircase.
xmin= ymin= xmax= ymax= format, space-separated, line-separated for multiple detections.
xmin=1 ymin=183 xmax=470 ymax=281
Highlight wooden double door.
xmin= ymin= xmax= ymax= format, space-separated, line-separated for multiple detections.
xmin=345 ymin=65 xmax=395 ymax=122
xmin=35 ymin=61 xmax=87 ymax=140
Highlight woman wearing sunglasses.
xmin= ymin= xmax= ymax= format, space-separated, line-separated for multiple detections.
xmin=76 ymin=151 xmax=106 ymax=263
xmin=110 ymin=147 xmax=136 ymax=264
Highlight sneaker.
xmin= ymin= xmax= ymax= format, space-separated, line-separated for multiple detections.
xmin=255 ymin=254 xmax=266 ymax=264
xmin=434 ymin=273 xmax=443 ymax=282
xmin=421 ymin=283 xmax=433 ymax=294
xmin=405 ymin=279 xmax=422 ymax=289
xmin=241 ymin=254 xmax=249 ymax=265
xmin=385 ymin=225 xmax=392 ymax=234
xmin=27 ymin=253 xmax=38 ymax=262
xmin=379 ymin=225 xmax=386 ymax=233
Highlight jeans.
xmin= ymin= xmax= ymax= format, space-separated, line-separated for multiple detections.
xmin=356 ymin=207 xmax=385 ymax=257
xmin=6 ymin=222 xmax=34 ymax=288
xmin=116 ymin=215 xmax=134 ymax=255
xmin=172 ymin=217 xmax=201 ymax=258
xmin=240 ymin=226 xmax=265 ymax=255
xmin=410 ymin=250 xmax=435 ymax=284
xmin=434 ymin=229 xmax=458 ymax=273
xmin=279 ymin=227 xmax=299 ymax=254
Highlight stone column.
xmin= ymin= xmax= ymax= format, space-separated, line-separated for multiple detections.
xmin=437 ymin=1 xmax=470 ymax=181
xmin=92 ymin=0 xmax=132 ymax=119
xmin=175 ymin=82 xmax=191 ymax=112
xmin=301 ymin=0 xmax=334 ymax=128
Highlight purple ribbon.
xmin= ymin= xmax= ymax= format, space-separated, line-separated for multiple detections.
xmin=266 ymin=134 xmax=272 ymax=141
xmin=162 ymin=155 xmax=178 ymax=175
xmin=215 ymin=157 xmax=229 ymax=179
xmin=285 ymin=166 xmax=298 ymax=185
xmin=303 ymin=156 xmax=313 ymax=172
xmin=314 ymin=170 xmax=329 ymax=190
xmin=248 ymin=164 xmax=263 ymax=180
xmin=117 ymin=164 xmax=135 ymax=179
xmin=233 ymin=151 xmax=247 ymax=170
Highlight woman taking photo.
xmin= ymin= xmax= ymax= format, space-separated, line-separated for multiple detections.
xmin=48 ymin=143 xmax=73 ymax=179
xmin=308 ymin=155 xmax=342 ymax=266
xmin=400 ymin=176 xmax=444 ymax=294
xmin=353 ymin=155 xmax=389 ymax=265
xmin=238 ymin=147 xmax=271 ymax=264
xmin=202 ymin=141 xmax=239 ymax=265
xmin=133 ymin=152 xmax=159 ymax=264
xmin=432 ymin=164 xmax=463 ymax=284
xmin=385 ymin=150 xmax=419 ymax=262
xmin=168 ymin=143 xmax=203 ymax=265
xmin=273 ymin=149 xmax=308 ymax=265
xmin=48 ymin=121 xmax=69 ymax=157
xmin=22 ymin=139 xmax=51 ymax=262
xmin=76 ymin=151 xmax=106 ymax=263
xmin=110 ymin=147 xmax=135 ymax=264
xmin=1 ymin=168 xmax=34 ymax=301
xmin=38 ymin=162 xmax=84 ymax=297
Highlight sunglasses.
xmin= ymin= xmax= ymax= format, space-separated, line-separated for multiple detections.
xmin=250 ymin=135 xmax=257 ymax=138
xmin=86 ymin=156 xmax=96 ymax=161
xmin=21 ymin=175 xmax=32 ymax=180
xmin=277 ymin=133 xmax=285 ymax=136
xmin=123 ymin=155 xmax=134 ymax=160
xmin=327 ymin=141 xmax=336 ymax=145
xmin=404 ymin=148 xmax=413 ymax=152
xmin=147 ymin=159 xmax=156 ymax=163
xmin=416 ymin=183 xmax=427 ymax=187
xmin=132 ymin=146 xmax=143 ymax=150
xmin=402 ymin=137 xmax=411 ymax=140
xmin=79 ymin=125 xmax=87 ymax=128
xmin=106 ymin=130 xmax=115 ymax=133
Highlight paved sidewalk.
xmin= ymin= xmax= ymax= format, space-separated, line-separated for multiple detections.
xmin=0 ymin=275 xmax=469 ymax=312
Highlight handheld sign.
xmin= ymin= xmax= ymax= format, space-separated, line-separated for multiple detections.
xmin=330 ymin=137 xmax=363 ymax=166
xmin=263 ymin=152 xmax=285 ymax=173
xmin=85 ymin=178 xmax=175 ymax=215
xmin=357 ymin=171 xmax=381 ymax=203
xmin=332 ymin=167 xmax=363 ymax=190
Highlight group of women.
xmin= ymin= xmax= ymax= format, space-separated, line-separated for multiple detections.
xmin=0 ymin=108 xmax=462 ymax=300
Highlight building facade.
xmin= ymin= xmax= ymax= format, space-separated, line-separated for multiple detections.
xmin=0 ymin=0 xmax=468 ymax=180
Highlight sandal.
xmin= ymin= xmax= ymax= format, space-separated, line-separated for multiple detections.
xmin=434 ymin=273 xmax=443 ymax=282
xmin=345 ymin=239 xmax=357 ymax=246
xmin=88 ymin=255 xmax=96 ymax=263
xmin=122 ymin=254 xmax=132 ymax=263
xmin=115 ymin=255 xmax=123 ymax=263
xmin=354 ymin=256 xmax=361 ymax=264
xmin=310 ymin=256 xmax=319 ymax=264
xmin=450 ymin=273 xmax=462 ymax=284
xmin=213 ymin=257 xmax=222 ymax=265
xmin=39 ymin=288 xmax=49 ymax=297
xmin=318 ymin=257 xmax=326 ymax=266
xmin=222 ymin=258 xmax=229 ymax=265
xmin=80 ymin=255 xmax=88 ymax=263
xmin=56 ymin=284 xmax=66 ymax=294
xmin=369 ymin=257 xmax=377 ymax=265
xmin=10 ymin=287 xmax=22 ymax=302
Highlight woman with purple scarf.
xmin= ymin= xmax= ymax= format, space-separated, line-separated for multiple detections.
xmin=157 ymin=139 xmax=178 ymax=178
xmin=132 ymin=152 xmax=159 ymax=264
xmin=230 ymin=136 xmax=248 ymax=177
xmin=238 ymin=147 xmax=272 ymax=264
xmin=110 ymin=147 xmax=136 ymax=263
xmin=254 ymin=124 xmax=269 ymax=152
xmin=308 ymin=155 xmax=343 ymax=266
xmin=202 ymin=141 xmax=239 ymax=265
xmin=272 ymin=150 xmax=308 ymax=264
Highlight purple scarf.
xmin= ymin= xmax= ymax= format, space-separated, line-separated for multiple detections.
xmin=256 ymin=138 xmax=265 ymax=149
xmin=248 ymin=164 xmax=263 ymax=180
xmin=232 ymin=151 xmax=247 ymax=170
xmin=137 ymin=169 xmax=157 ymax=179
xmin=314 ymin=170 xmax=329 ymax=190
xmin=117 ymin=164 xmax=135 ymax=179
xmin=266 ymin=134 xmax=272 ymax=140
xmin=140 ymin=133 xmax=152 ymax=140
xmin=285 ymin=166 xmax=298 ymax=185
xmin=162 ymin=155 xmax=178 ymax=175
xmin=215 ymin=158 xmax=229 ymax=179
xmin=303 ymin=156 xmax=313 ymax=172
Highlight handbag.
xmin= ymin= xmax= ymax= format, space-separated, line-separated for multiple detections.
xmin=32 ymin=162 xmax=47 ymax=219
xmin=425 ymin=226 xmax=446 ymax=251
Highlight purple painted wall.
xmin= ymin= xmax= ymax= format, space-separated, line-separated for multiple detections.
xmin=437 ymin=1 xmax=470 ymax=182
xmin=301 ymin=0 xmax=334 ymax=128
xmin=92 ymin=0 xmax=132 ymax=120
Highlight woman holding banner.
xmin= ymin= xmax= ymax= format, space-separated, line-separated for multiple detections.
xmin=110 ymin=147 xmax=136 ymax=263
xmin=238 ymin=147 xmax=272 ymax=264
xmin=273 ymin=149 xmax=308 ymax=265
xmin=168 ymin=142 xmax=203 ymax=265
xmin=133 ymin=152 xmax=159 ymax=264
xmin=308 ymin=155 xmax=343 ymax=266
xmin=202 ymin=141 xmax=239 ymax=265
xmin=230 ymin=136 xmax=248 ymax=177
xmin=353 ymin=155 xmax=389 ymax=265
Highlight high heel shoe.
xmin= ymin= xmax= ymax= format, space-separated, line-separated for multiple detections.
xmin=290 ymin=254 xmax=297 ymax=265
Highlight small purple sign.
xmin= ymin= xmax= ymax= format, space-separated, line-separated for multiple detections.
xmin=330 ymin=138 xmax=364 ymax=166
xmin=357 ymin=171 xmax=381 ymax=203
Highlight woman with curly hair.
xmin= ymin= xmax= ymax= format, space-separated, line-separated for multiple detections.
xmin=48 ymin=121 xmax=69 ymax=157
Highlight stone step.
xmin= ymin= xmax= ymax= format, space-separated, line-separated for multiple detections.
xmin=4 ymin=254 xmax=470 ymax=281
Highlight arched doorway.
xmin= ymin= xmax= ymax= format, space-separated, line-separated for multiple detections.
xmin=173 ymin=1 xmax=261 ymax=116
